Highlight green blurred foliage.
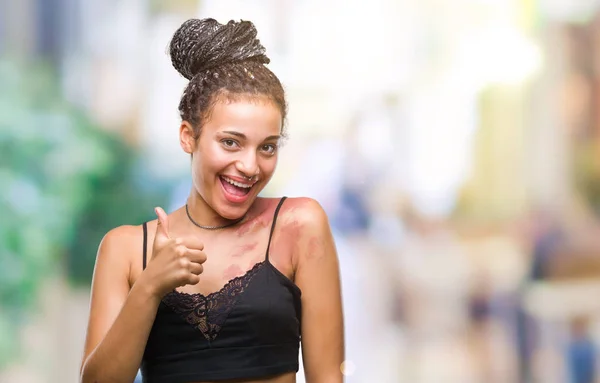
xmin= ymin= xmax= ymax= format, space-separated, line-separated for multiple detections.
xmin=66 ymin=146 xmax=171 ymax=286
xmin=0 ymin=59 xmax=170 ymax=368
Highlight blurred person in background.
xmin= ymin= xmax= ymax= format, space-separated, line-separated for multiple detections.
xmin=567 ymin=316 xmax=597 ymax=383
xmin=80 ymin=18 xmax=344 ymax=383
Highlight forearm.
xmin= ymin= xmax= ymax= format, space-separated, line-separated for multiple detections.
xmin=81 ymin=282 xmax=161 ymax=383
xmin=305 ymin=370 xmax=344 ymax=383
xmin=303 ymin=346 xmax=345 ymax=383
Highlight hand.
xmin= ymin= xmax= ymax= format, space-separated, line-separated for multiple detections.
xmin=139 ymin=207 xmax=207 ymax=298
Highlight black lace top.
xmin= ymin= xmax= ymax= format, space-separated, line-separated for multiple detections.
xmin=140 ymin=197 xmax=302 ymax=383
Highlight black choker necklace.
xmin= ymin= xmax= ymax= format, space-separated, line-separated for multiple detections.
xmin=185 ymin=204 xmax=245 ymax=230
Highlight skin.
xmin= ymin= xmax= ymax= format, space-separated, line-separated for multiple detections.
xmin=80 ymin=96 xmax=345 ymax=383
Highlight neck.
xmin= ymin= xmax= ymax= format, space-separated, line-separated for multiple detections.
xmin=185 ymin=191 xmax=245 ymax=229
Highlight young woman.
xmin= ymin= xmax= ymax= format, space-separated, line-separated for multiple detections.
xmin=80 ymin=18 xmax=344 ymax=383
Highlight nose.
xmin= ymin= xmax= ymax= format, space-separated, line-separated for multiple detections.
xmin=235 ymin=150 xmax=259 ymax=178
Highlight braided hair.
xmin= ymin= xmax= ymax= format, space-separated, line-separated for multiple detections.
xmin=169 ymin=18 xmax=287 ymax=139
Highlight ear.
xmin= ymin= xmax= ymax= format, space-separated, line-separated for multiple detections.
xmin=179 ymin=121 xmax=197 ymax=154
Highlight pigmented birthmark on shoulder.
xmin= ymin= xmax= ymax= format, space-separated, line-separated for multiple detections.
xmin=272 ymin=198 xmax=316 ymax=239
xmin=279 ymin=218 xmax=301 ymax=238
xmin=275 ymin=218 xmax=302 ymax=257
xmin=236 ymin=210 xmax=271 ymax=237
xmin=236 ymin=198 xmax=289 ymax=237
xmin=278 ymin=198 xmax=333 ymax=260
xmin=280 ymin=197 xmax=326 ymax=224
xmin=281 ymin=196 xmax=314 ymax=213
xmin=306 ymin=235 xmax=325 ymax=261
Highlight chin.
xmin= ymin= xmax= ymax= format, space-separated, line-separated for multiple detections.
xmin=215 ymin=193 xmax=259 ymax=220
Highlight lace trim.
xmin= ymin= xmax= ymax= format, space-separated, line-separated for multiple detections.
xmin=162 ymin=261 xmax=266 ymax=341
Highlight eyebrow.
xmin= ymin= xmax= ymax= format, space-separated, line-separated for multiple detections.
xmin=221 ymin=130 xmax=280 ymax=141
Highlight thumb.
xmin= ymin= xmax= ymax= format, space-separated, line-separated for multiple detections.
xmin=154 ymin=207 xmax=170 ymax=240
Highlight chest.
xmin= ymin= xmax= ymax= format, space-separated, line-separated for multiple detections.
xmin=190 ymin=236 xmax=269 ymax=294
xmin=132 ymin=225 xmax=295 ymax=297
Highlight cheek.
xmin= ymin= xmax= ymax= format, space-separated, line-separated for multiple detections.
xmin=191 ymin=154 xmax=217 ymax=189
xmin=260 ymin=156 xmax=279 ymax=176
xmin=195 ymin=145 xmax=229 ymax=174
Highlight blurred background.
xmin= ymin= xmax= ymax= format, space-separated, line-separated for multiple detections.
xmin=4 ymin=0 xmax=600 ymax=382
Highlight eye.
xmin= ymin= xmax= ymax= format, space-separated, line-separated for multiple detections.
xmin=221 ymin=139 xmax=239 ymax=149
xmin=261 ymin=143 xmax=277 ymax=155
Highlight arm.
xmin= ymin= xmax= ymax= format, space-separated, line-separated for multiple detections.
xmin=293 ymin=199 xmax=345 ymax=383
xmin=80 ymin=226 xmax=160 ymax=383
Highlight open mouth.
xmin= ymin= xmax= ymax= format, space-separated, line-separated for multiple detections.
xmin=219 ymin=175 xmax=254 ymax=198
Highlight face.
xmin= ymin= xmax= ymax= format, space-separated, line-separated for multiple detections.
xmin=180 ymin=97 xmax=283 ymax=220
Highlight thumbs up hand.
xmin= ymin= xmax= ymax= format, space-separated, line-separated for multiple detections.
xmin=139 ymin=207 xmax=207 ymax=298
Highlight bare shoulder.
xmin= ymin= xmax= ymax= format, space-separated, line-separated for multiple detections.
xmin=278 ymin=196 xmax=328 ymax=220
xmin=278 ymin=197 xmax=330 ymax=233
xmin=99 ymin=224 xmax=144 ymax=255
xmin=276 ymin=197 xmax=334 ymax=264
xmin=96 ymin=224 xmax=145 ymax=282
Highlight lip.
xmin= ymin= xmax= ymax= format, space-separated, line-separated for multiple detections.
xmin=219 ymin=176 xmax=254 ymax=204
xmin=221 ymin=174 xmax=257 ymax=186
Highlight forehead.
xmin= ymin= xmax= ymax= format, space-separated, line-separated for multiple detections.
xmin=204 ymin=97 xmax=282 ymax=138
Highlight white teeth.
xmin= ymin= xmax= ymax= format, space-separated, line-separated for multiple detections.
xmin=222 ymin=176 xmax=253 ymax=188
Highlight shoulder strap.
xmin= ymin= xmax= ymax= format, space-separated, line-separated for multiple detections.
xmin=142 ymin=222 xmax=148 ymax=270
xmin=265 ymin=197 xmax=287 ymax=261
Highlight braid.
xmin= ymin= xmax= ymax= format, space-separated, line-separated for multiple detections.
xmin=170 ymin=19 xmax=287 ymax=138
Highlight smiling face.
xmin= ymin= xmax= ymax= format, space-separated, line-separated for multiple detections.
xmin=180 ymin=96 xmax=283 ymax=220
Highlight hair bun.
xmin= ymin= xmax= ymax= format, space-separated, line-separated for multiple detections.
xmin=169 ymin=18 xmax=270 ymax=80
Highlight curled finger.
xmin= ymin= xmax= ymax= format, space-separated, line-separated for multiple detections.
xmin=188 ymin=262 xmax=204 ymax=275
xmin=186 ymin=248 xmax=207 ymax=264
